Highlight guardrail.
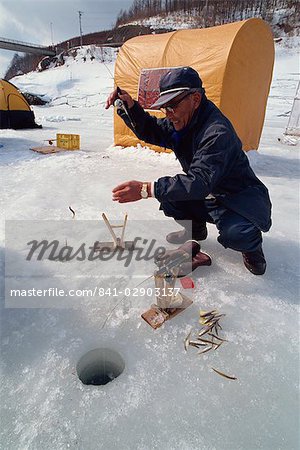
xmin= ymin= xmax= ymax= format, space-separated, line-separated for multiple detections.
xmin=0 ymin=36 xmax=54 ymax=49
xmin=0 ymin=37 xmax=56 ymax=55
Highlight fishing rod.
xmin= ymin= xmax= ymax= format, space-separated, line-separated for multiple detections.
xmin=101 ymin=57 xmax=136 ymax=131
xmin=155 ymin=251 xmax=190 ymax=277
xmin=114 ymin=87 xmax=136 ymax=131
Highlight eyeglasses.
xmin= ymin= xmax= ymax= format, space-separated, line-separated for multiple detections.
xmin=160 ymin=92 xmax=193 ymax=114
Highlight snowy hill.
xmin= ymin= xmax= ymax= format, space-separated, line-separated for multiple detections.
xmin=12 ymin=46 xmax=117 ymax=109
xmin=0 ymin=42 xmax=299 ymax=449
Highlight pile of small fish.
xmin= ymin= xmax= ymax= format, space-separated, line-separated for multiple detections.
xmin=184 ymin=309 xmax=237 ymax=381
xmin=184 ymin=309 xmax=227 ymax=353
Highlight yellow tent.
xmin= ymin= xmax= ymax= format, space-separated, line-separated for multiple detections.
xmin=114 ymin=18 xmax=274 ymax=152
xmin=0 ymin=79 xmax=40 ymax=129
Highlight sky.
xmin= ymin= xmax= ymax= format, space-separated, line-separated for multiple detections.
xmin=0 ymin=0 xmax=132 ymax=77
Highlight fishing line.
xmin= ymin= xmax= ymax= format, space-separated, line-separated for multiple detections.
xmin=100 ymin=274 xmax=154 ymax=330
xmin=100 ymin=54 xmax=136 ymax=130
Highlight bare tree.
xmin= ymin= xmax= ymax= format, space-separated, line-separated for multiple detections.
xmin=115 ymin=0 xmax=298 ymax=30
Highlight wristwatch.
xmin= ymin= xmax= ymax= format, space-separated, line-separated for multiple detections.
xmin=140 ymin=183 xmax=149 ymax=199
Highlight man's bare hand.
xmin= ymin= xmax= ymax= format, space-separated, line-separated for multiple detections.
xmin=112 ymin=181 xmax=146 ymax=203
xmin=105 ymin=88 xmax=135 ymax=110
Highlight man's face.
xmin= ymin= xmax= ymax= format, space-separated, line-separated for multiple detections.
xmin=162 ymin=91 xmax=202 ymax=131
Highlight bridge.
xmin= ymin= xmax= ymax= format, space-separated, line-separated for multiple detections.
xmin=0 ymin=37 xmax=56 ymax=56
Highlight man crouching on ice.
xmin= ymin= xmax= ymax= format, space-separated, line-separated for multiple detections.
xmin=105 ymin=67 xmax=272 ymax=275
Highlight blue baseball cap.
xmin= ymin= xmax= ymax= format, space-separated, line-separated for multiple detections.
xmin=150 ymin=66 xmax=203 ymax=109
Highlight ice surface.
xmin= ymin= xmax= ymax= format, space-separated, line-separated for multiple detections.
xmin=0 ymin=44 xmax=299 ymax=449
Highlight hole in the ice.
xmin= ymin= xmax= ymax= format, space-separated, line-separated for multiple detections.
xmin=77 ymin=348 xmax=125 ymax=386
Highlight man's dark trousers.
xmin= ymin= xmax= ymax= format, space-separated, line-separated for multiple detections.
xmin=160 ymin=198 xmax=262 ymax=253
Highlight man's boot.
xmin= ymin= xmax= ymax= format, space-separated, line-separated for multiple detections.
xmin=155 ymin=241 xmax=211 ymax=277
xmin=242 ymin=246 xmax=266 ymax=275
xmin=166 ymin=221 xmax=208 ymax=244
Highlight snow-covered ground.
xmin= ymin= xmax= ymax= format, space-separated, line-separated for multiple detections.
xmin=0 ymin=43 xmax=299 ymax=450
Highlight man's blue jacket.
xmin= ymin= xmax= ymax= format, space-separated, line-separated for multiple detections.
xmin=120 ymin=94 xmax=272 ymax=232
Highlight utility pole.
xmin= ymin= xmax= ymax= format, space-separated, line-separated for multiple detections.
xmin=78 ymin=11 xmax=83 ymax=48
xmin=50 ymin=22 xmax=54 ymax=47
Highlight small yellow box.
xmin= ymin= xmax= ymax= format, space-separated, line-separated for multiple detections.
xmin=56 ymin=133 xmax=80 ymax=150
